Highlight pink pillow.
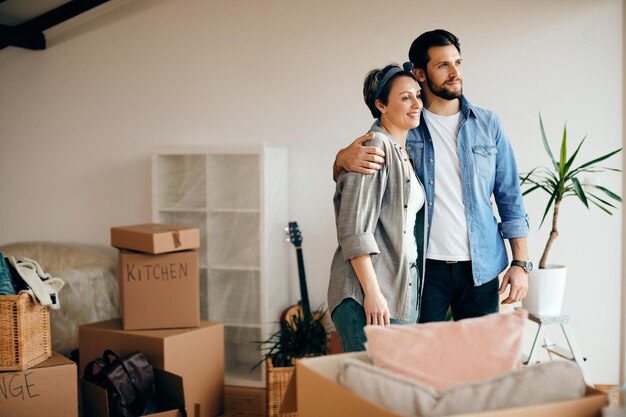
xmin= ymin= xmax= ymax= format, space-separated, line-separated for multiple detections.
xmin=364 ymin=311 xmax=527 ymax=390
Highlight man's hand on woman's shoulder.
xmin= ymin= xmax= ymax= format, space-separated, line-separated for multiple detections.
xmin=333 ymin=133 xmax=386 ymax=179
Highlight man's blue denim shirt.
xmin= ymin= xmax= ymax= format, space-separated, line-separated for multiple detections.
xmin=406 ymin=95 xmax=529 ymax=285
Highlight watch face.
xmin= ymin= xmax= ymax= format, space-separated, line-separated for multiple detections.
xmin=526 ymin=261 xmax=534 ymax=273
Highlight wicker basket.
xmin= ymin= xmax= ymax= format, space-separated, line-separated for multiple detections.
xmin=266 ymin=358 xmax=298 ymax=417
xmin=0 ymin=293 xmax=51 ymax=371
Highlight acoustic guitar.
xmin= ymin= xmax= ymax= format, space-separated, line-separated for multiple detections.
xmin=281 ymin=221 xmax=325 ymax=328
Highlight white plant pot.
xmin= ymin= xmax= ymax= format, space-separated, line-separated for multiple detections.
xmin=522 ymin=265 xmax=567 ymax=316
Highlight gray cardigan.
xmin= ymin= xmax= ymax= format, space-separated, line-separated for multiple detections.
xmin=328 ymin=125 xmax=428 ymax=321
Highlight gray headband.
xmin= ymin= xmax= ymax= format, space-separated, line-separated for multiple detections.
xmin=373 ymin=62 xmax=414 ymax=101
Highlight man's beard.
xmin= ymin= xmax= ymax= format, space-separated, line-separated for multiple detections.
xmin=426 ymin=75 xmax=463 ymax=100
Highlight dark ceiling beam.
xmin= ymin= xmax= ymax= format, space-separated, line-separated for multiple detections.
xmin=0 ymin=24 xmax=45 ymax=50
xmin=0 ymin=0 xmax=110 ymax=50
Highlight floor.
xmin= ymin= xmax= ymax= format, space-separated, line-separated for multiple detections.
xmin=219 ymin=384 xmax=618 ymax=416
xmin=220 ymin=332 xmax=343 ymax=416
xmin=222 ymin=386 xmax=265 ymax=417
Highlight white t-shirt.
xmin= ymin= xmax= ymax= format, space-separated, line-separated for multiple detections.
xmin=423 ymin=108 xmax=471 ymax=261
xmin=405 ymin=164 xmax=424 ymax=265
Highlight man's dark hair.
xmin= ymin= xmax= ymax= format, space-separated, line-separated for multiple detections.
xmin=408 ymin=29 xmax=461 ymax=70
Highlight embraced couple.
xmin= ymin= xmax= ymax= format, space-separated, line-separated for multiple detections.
xmin=328 ymin=29 xmax=531 ymax=352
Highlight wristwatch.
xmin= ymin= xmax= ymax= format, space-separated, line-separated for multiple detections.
xmin=510 ymin=260 xmax=533 ymax=273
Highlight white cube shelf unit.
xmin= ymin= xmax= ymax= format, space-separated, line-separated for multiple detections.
xmin=152 ymin=145 xmax=289 ymax=387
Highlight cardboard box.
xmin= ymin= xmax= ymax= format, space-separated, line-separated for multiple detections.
xmin=119 ymin=249 xmax=199 ymax=330
xmin=82 ymin=367 xmax=186 ymax=417
xmin=282 ymin=352 xmax=608 ymax=417
xmin=79 ymin=319 xmax=224 ymax=417
xmin=0 ymin=353 xmax=77 ymax=417
xmin=111 ymin=223 xmax=200 ymax=254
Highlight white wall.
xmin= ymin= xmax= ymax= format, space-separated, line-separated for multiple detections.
xmin=0 ymin=0 xmax=622 ymax=383
xmin=622 ymin=0 xmax=626 ymax=388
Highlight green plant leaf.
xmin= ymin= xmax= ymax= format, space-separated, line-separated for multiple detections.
xmin=533 ymin=166 xmax=559 ymax=187
xmin=559 ymin=122 xmax=567 ymax=178
xmin=596 ymin=167 xmax=622 ymax=173
xmin=587 ymin=196 xmax=614 ymax=215
xmin=539 ymin=114 xmax=558 ymax=171
xmin=592 ymin=185 xmax=622 ymax=202
xmin=253 ymin=306 xmax=329 ymax=369
xmin=571 ymin=148 xmax=622 ymax=175
xmin=563 ymin=136 xmax=586 ymax=177
xmin=522 ymin=184 xmax=547 ymax=196
xmin=539 ymin=189 xmax=558 ymax=228
xmin=545 ymin=174 xmax=559 ymax=190
xmin=520 ymin=176 xmax=553 ymax=195
xmin=587 ymin=192 xmax=618 ymax=209
xmin=577 ymin=167 xmax=615 ymax=174
xmin=571 ymin=177 xmax=588 ymax=208
xmin=525 ymin=168 xmax=559 ymax=190
xmin=519 ymin=167 xmax=540 ymax=185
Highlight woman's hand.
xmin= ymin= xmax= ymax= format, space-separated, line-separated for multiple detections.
xmin=363 ymin=290 xmax=390 ymax=326
xmin=350 ymin=254 xmax=390 ymax=326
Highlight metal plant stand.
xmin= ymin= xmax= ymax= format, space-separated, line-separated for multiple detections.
xmin=524 ymin=313 xmax=594 ymax=387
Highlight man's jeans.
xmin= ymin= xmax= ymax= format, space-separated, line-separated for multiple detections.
xmin=332 ymin=264 xmax=419 ymax=352
xmin=418 ymin=259 xmax=498 ymax=323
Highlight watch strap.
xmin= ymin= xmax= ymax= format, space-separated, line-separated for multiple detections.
xmin=511 ymin=259 xmax=530 ymax=272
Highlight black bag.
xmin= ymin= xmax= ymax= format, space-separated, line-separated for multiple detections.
xmin=83 ymin=350 xmax=160 ymax=417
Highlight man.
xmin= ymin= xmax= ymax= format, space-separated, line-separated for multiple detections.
xmin=333 ymin=29 xmax=531 ymax=322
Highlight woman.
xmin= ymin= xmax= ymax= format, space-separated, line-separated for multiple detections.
xmin=328 ymin=63 xmax=427 ymax=352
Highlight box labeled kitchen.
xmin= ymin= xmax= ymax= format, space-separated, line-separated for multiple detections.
xmin=118 ymin=249 xmax=199 ymax=330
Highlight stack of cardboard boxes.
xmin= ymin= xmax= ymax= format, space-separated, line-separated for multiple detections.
xmin=79 ymin=223 xmax=225 ymax=417
xmin=0 ymin=263 xmax=78 ymax=417
xmin=0 ymin=352 xmax=78 ymax=417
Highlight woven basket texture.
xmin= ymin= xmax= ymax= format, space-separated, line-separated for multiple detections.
xmin=266 ymin=358 xmax=298 ymax=417
xmin=0 ymin=293 xmax=51 ymax=371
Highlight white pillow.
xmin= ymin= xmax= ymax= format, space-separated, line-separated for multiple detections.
xmin=337 ymin=356 xmax=586 ymax=417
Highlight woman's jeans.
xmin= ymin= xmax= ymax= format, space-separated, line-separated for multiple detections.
xmin=331 ymin=264 xmax=419 ymax=352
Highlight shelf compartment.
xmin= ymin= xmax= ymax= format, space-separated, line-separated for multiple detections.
xmin=208 ymin=269 xmax=260 ymax=326
xmin=207 ymin=212 xmax=259 ymax=268
xmin=156 ymin=154 xmax=207 ymax=209
xmin=224 ymin=326 xmax=263 ymax=384
xmin=206 ymin=154 xmax=260 ymax=210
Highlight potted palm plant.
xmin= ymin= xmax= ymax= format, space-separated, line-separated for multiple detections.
xmin=255 ymin=307 xmax=328 ymax=417
xmin=256 ymin=307 xmax=328 ymax=368
xmin=519 ymin=114 xmax=622 ymax=315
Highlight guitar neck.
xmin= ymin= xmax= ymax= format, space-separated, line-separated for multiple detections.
xmin=295 ymin=247 xmax=311 ymax=319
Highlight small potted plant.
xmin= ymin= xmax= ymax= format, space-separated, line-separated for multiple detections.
xmin=258 ymin=307 xmax=328 ymax=367
xmin=255 ymin=306 xmax=328 ymax=417
xmin=519 ymin=114 xmax=621 ymax=315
